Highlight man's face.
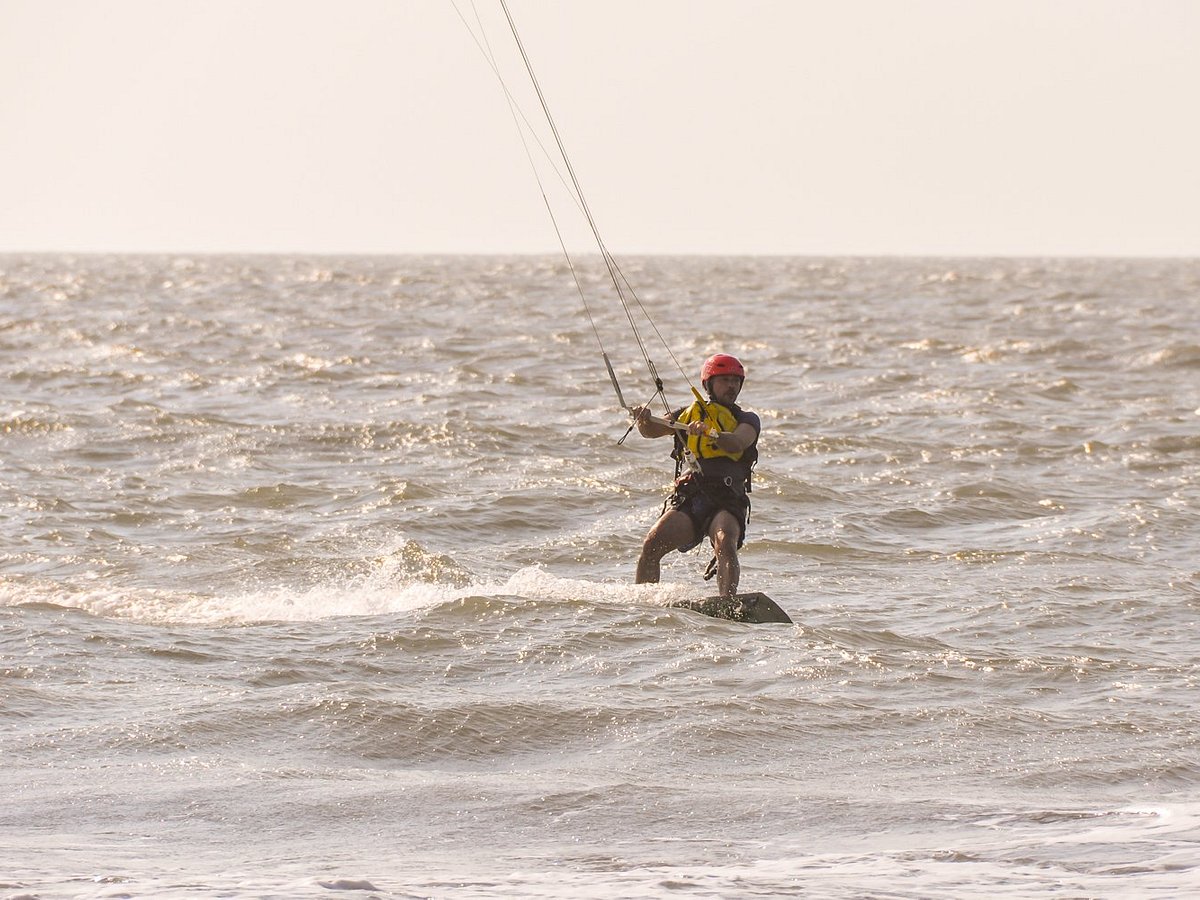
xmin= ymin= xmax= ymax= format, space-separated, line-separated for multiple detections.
xmin=708 ymin=374 xmax=743 ymax=405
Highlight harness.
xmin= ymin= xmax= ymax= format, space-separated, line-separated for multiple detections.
xmin=670 ymin=399 xmax=758 ymax=492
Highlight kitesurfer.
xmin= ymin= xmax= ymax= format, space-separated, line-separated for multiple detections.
xmin=633 ymin=353 xmax=760 ymax=599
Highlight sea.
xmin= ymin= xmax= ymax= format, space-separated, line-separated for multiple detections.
xmin=2 ymin=253 xmax=1198 ymax=898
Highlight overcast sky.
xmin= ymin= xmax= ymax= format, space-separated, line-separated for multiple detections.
xmin=2 ymin=0 xmax=1197 ymax=256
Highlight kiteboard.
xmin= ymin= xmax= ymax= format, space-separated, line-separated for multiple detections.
xmin=669 ymin=591 xmax=792 ymax=625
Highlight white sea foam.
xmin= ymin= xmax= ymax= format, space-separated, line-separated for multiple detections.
xmin=0 ymin=564 xmax=703 ymax=625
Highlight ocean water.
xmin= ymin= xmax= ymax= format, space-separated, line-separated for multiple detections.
xmin=2 ymin=253 xmax=1198 ymax=897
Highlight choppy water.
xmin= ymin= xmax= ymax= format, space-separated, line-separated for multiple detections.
xmin=2 ymin=253 xmax=1199 ymax=897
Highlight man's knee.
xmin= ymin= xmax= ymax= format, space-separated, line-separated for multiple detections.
xmin=645 ymin=512 xmax=694 ymax=557
xmin=640 ymin=529 xmax=667 ymax=560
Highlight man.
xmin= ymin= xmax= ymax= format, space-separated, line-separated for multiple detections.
xmin=633 ymin=353 xmax=760 ymax=599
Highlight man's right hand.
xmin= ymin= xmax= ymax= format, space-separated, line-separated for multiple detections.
xmin=632 ymin=406 xmax=673 ymax=438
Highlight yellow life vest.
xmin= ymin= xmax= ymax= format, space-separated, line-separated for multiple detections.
xmin=675 ymin=400 xmax=745 ymax=462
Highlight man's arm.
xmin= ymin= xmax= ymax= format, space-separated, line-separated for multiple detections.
xmin=709 ymin=421 xmax=757 ymax=455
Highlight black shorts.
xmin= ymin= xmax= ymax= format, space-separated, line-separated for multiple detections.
xmin=668 ymin=477 xmax=749 ymax=553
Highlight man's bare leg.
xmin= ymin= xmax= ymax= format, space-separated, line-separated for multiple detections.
xmin=708 ymin=510 xmax=743 ymax=598
xmin=636 ymin=510 xmax=696 ymax=584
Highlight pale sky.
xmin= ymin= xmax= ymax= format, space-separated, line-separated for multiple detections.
xmin=2 ymin=0 xmax=1197 ymax=256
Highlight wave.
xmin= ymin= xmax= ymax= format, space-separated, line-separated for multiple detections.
xmin=1143 ymin=343 xmax=1200 ymax=369
xmin=0 ymin=564 xmax=713 ymax=626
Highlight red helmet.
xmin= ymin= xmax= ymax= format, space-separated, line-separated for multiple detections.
xmin=700 ymin=353 xmax=745 ymax=387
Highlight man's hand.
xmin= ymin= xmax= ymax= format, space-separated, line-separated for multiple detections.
xmin=632 ymin=406 xmax=676 ymax=438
